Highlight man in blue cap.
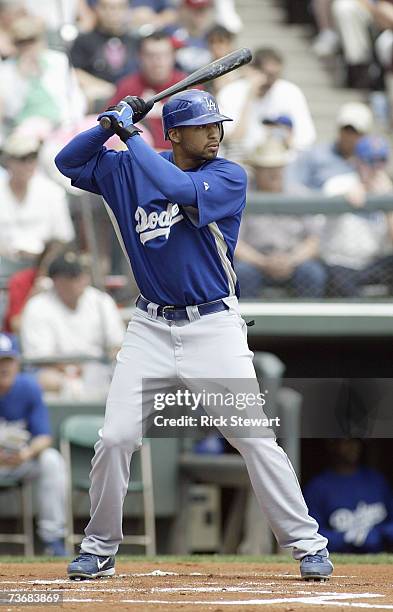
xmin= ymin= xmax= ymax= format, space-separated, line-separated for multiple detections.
xmin=0 ymin=332 xmax=67 ymax=556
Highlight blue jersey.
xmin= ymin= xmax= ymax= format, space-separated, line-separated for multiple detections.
xmin=55 ymin=127 xmax=247 ymax=306
xmin=304 ymin=467 xmax=393 ymax=553
xmin=0 ymin=373 xmax=51 ymax=438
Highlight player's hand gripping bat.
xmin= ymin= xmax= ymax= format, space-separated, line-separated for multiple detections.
xmin=99 ymin=47 xmax=252 ymax=130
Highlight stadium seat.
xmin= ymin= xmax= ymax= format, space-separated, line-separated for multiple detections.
xmin=59 ymin=415 xmax=156 ymax=555
xmin=0 ymin=477 xmax=34 ymax=556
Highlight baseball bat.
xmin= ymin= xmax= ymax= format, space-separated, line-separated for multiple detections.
xmin=99 ymin=47 xmax=252 ymax=130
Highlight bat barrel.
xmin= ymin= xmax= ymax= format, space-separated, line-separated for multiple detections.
xmin=99 ymin=47 xmax=252 ymax=129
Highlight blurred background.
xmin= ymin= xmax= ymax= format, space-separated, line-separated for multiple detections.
xmin=1 ymin=0 xmax=393 ymax=559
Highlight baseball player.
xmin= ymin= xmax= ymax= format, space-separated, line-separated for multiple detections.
xmin=55 ymin=90 xmax=333 ymax=581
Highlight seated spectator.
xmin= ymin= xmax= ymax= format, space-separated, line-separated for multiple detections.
xmin=129 ymin=0 xmax=178 ymax=31
xmin=331 ymin=0 xmax=374 ymax=88
xmin=20 ymin=252 xmax=125 ymax=396
xmin=0 ymin=333 xmax=67 ymax=556
xmin=217 ymin=47 xmax=316 ymax=162
xmin=70 ymin=0 xmax=137 ymax=109
xmin=310 ymin=0 xmax=340 ymax=57
xmin=304 ymin=439 xmax=393 ymax=553
xmin=0 ymin=15 xmax=86 ymax=134
xmin=3 ymin=241 xmax=64 ymax=334
xmin=108 ymin=31 xmax=186 ymax=149
xmin=0 ymin=133 xmax=75 ymax=261
xmin=320 ymin=135 xmax=393 ymax=296
xmin=171 ymin=0 xmax=213 ymax=73
xmin=235 ymin=139 xmax=325 ymax=298
xmin=286 ymin=101 xmax=374 ymax=191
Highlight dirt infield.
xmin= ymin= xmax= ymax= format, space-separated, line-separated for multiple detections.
xmin=1 ymin=560 xmax=393 ymax=611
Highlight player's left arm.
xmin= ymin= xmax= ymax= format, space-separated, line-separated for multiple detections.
xmin=125 ymin=135 xmax=247 ymax=222
xmin=125 ymin=135 xmax=198 ymax=205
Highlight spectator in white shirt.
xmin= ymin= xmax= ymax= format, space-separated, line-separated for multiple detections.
xmin=0 ymin=132 xmax=75 ymax=261
xmin=217 ymin=47 xmax=316 ymax=162
xmin=21 ymin=252 xmax=125 ymax=396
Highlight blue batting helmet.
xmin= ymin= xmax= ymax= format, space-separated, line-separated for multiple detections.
xmin=162 ymin=89 xmax=232 ymax=140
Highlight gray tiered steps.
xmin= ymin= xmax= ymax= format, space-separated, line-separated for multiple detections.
xmin=235 ymin=0 xmax=364 ymax=143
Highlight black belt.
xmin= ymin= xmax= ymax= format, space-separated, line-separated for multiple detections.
xmin=136 ymin=295 xmax=229 ymax=321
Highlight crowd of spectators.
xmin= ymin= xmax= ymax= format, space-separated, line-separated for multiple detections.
xmin=0 ymin=0 xmax=393 ymax=557
xmin=301 ymin=0 xmax=393 ymax=114
xmin=0 ymin=0 xmax=392 ymax=361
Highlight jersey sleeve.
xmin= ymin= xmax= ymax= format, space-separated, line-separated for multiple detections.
xmin=55 ymin=126 xmax=123 ymax=196
xmin=183 ymin=160 xmax=247 ymax=228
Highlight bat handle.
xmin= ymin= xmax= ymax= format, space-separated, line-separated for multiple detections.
xmin=100 ymin=116 xmax=123 ymax=130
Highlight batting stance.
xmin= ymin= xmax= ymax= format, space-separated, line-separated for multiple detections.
xmin=55 ymin=90 xmax=333 ymax=581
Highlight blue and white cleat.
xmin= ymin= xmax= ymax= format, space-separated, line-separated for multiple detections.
xmin=67 ymin=552 xmax=115 ymax=580
xmin=300 ymin=549 xmax=334 ymax=581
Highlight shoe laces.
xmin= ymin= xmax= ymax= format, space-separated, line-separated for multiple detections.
xmin=73 ymin=553 xmax=96 ymax=563
xmin=303 ymin=553 xmax=327 ymax=563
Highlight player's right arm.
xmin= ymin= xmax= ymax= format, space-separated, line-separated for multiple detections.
xmin=54 ymin=125 xmax=121 ymax=195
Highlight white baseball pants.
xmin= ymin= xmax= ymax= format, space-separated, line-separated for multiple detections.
xmin=81 ymin=297 xmax=327 ymax=559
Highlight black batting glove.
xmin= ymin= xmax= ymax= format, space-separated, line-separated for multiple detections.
xmin=123 ymin=96 xmax=154 ymax=124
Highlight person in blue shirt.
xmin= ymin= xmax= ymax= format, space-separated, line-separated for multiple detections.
xmin=55 ymin=89 xmax=333 ymax=581
xmin=0 ymin=333 xmax=67 ymax=556
xmin=304 ymin=439 xmax=393 ymax=553
xmin=286 ymin=102 xmax=373 ymax=191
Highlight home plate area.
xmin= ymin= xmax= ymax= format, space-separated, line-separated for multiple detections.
xmin=1 ymin=561 xmax=393 ymax=611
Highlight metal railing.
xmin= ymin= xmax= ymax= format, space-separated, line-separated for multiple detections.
xmin=244 ymin=191 xmax=393 ymax=215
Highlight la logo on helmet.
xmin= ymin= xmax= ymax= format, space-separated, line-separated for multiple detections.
xmin=205 ymin=97 xmax=217 ymax=112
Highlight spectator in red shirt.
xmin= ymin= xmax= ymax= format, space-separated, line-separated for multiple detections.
xmin=107 ymin=31 xmax=186 ymax=150
xmin=3 ymin=241 xmax=63 ymax=334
